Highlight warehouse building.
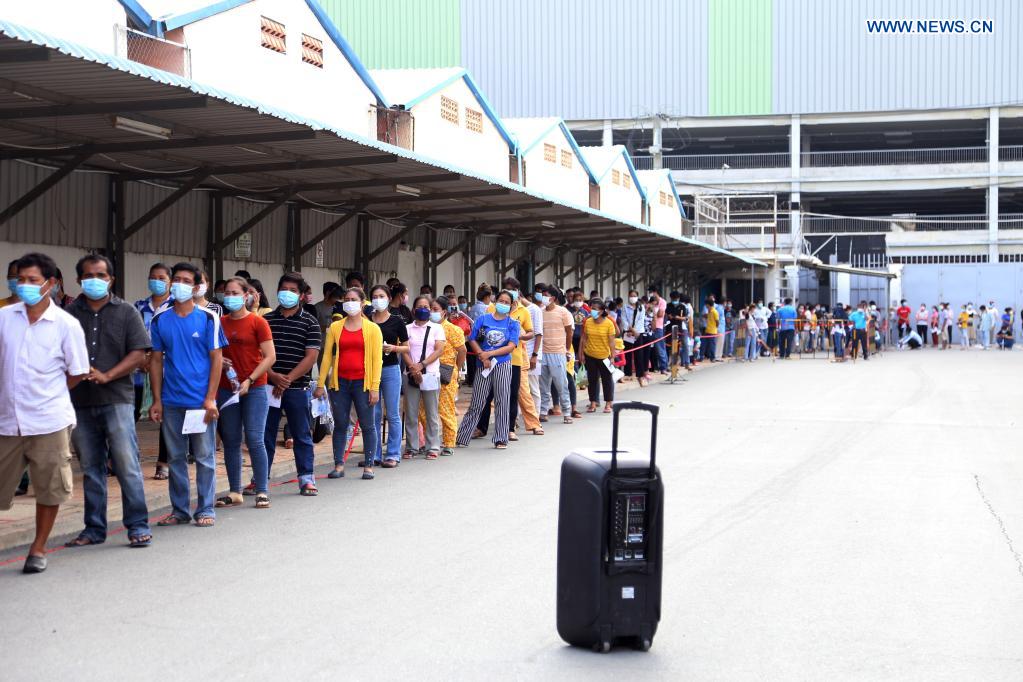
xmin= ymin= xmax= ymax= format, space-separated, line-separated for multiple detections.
xmin=325 ymin=0 xmax=1023 ymax=309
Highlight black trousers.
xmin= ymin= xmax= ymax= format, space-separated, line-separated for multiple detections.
xmin=584 ymin=354 xmax=614 ymax=404
xmin=623 ymin=335 xmax=650 ymax=377
xmin=477 ymin=364 xmax=521 ymax=435
xmin=853 ymin=329 xmax=870 ymax=359
xmin=916 ymin=324 xmax=928 ymax=345
xmin=778 ymin=329 xmax=795 ymax=358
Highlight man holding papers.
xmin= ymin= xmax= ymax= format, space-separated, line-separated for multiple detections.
xmin=149 ymin=262 xmax=227 ymax=528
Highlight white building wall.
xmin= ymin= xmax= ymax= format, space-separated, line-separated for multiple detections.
xmin=179 ymin=0 xmax=376 ymax=138
xmin=521 ymin=131 xmax=591 ymax=207
xmin=3 ymin=1 xmax=126 ymax=53
xmin=411 ymin=80 xmax=510 ymax=181
xmin=645 ymin=178 xmax=683 ymax=235
xmin=598 ymin=157 xmax=644 ymax=224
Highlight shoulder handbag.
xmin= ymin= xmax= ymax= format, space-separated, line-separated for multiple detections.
xmin=407 ymin=325 xmax=430 ymax=387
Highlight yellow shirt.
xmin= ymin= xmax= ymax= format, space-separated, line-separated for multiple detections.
xmin=317 ymin=318 xmax=383 ymax=392
xmin=705 ymin=307 xmax=719 ymax=335
xmin=440 ymin=319 xmax=465 ymax=365
xmin=958 ymin=312 xmax=969 ymax=329
xmin=582 ymin=317 xmax=616 ymax=359
xmin=487 ymin=303 xmax=533 ymax=367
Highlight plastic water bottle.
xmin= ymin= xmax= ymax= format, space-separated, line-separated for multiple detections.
xmin=225 ymin=365 xmax=241 ymax=393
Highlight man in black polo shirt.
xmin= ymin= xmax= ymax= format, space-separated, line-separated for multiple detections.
xmin=65 ymin=254 xmax=153 ymax=548
xmin=263 ymin=272 xmax=322 ymax=496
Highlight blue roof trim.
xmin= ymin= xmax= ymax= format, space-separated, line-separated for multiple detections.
xmin=0 ymin=18 xmax=760 ymax=267
xmin=303 ymin=0 xmax=389 ymax=107
xmin=517 ymin=120 xmax=562 ymax=156
xmin=401 ymin=69 xmax=516 ymax=153
xmin=668 ymin=174 xmax=687 ymax=220
xmin=161 ymin=0 xmax=251 ymax=31
xmin=117 ymin=0 xmax=156 ymax=33
xmin=559 ymin=122 xmax=600 ymax=185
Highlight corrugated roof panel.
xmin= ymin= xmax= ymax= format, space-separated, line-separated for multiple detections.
xmin=0 ymin=160 xmax=107 ymax=249
xmin=123 ymin=180 xmax=208 ymax=257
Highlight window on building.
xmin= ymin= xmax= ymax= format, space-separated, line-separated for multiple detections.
xmin=441 ymin=95 xmax=459 ymax=125
xmin=301 ymin=34 xmax=323 ymax=67
xmin=622 ymin=172 xmax=631 ymax=190
xmin=544 ymin=143 xmax=556 ymax=163
xmin=561 ymin=149 xmax=573 ymax=168
xmin=666 ymin=194 xmax=674 ymax=208
xmin=261 ymin=16 xmax=286 ymax=54
xmin=466 ymin=108 xmax=483 ymax=133
xmin=611 ymin=169 xmax=621 ymax=185
xmin=658 ymin=191 xmax=667 ymax=206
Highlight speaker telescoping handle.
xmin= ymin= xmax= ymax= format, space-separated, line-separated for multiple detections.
xmin=610 ymin=401 xmax=659 ymax=475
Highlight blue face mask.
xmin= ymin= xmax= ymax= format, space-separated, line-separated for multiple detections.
xmin=223 ymin=295 xmax=245 ymax=312
xmin=509 ymin=290 xmax=519 ymax=302
xmin=414 ymin=307 xmax=431 ymax=322
xmin=590 ymin=310 xmax=601 ymax=320
xmin=6 ymin=278 xmax=16 ymax=294
xmin=16 ymin=283 xmax=47 ymax=306
xmin=459 ymin=303 xmax=468 ymax=311
xmin=534 ymin=292 xmax=543 ymax=302
xmin=171 ymin=282 xmax=195 ymax=303
xmin=495 ymin=302 xmax=511 ymax=315
xmin=429 ymin=311 xmax=443 ymax=323
xmin=81 ymin=278 xmax=110 ymax=301
xmin=277 ymin=290 xmax=300 ymax=309
xmin=148 ymin=279 xmax=168 ymax=296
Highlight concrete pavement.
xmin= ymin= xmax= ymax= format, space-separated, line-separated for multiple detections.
xmin=1 ymin=349 xmax=1022 ymax=680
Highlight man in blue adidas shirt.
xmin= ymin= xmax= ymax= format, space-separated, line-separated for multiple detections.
xmin=149 ymin=262 xmax=227 ymax=527
xmin=848 ymin=300 xmax=870 ymax=360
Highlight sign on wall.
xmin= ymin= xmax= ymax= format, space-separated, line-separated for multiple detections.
xmin=315 ymin=240 xmax=325 ymax=267
xmin=234 ymin=232 xmax=251 ymax=259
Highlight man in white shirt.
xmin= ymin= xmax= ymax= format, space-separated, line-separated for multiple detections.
xmin=0 ymin=253 xmax=90 ymax=574
xmin=526 ymin=284 xmax=546 ymax=420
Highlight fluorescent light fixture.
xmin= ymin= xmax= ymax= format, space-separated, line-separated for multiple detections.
xmin=112 ymin=116 xmax=171 ymax=140
xmin=394 ymin=184 xmax=421 ymax=196
xmin=541 ymin=220 xmax=557 ymax=229
xmin=618 ymin=238 xmax=629 ymax=245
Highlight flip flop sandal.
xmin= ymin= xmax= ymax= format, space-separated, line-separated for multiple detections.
xmin=401 ymin=451 xmax=414 ymax=460
xmin=327 ymin=468 xmax=345 ymax=479
xmin=362 ymin=470 xmax=375 ymax=480
xmin=586 ymin=405 xmax=597 ymax=413
xmin=425 ymin=451 xmax=439 ymax=460
xmin=65 ymin=535 xmax=102 ymax=548
xmin=128 ymin=534 xmax=152 ymax=548
xmin=153 ymin=466 xmax=169 ymax=480
xmin=382 ymin=460 xmax=399 ymax=468
xmin=300 ymin=484 xmax=318 ymax=496
xmin=495 ymin=442 xmax=508 ymax=450
xmin=441 ymin=448 xmax=454 ymax=456
xmin=471 ymin=429 xmax=484 ymax=439
xmin=242 ymin=483 xmax=257 ymax=496
xmin=215 ymin=494 xmax=243 ymax=508
xmin=157 ymin=514 xmax=189 ymax=526
xmin=508 ymin=432 xmax=519 ymax=441
xmin=532 ymin=428 xmax=545 ymax=436
xmin=603 ymin=405 xmax=613 ymax=413
xmin=194 ymin=516 xmax=215 ymax=528
xmin=255 ymin=494 xmax=271 ymax=509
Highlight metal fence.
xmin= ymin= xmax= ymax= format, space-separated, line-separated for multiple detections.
xmin=801 ymin=146 xmax=987 ymax=167
xmin=802 ymin=213 xmax=1023 ymax=234
xmin=642 ymin=152 xmax=791 ymax=171
xmin=999 ymin=145 xmax=1023 ymax=162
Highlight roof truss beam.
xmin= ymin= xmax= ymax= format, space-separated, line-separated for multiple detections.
xmin=0 ymin=96 xmax=208 ymax=120
xmin=358 ymin=188 xmax=509 ymax=205
xmin=123 ymin=153 xmax=398 ymax=181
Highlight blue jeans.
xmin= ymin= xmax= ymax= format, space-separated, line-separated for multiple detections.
xmin=161 ymin=406 xmax=217 ymax=520
xmin=218 ymin=387 xmax=269 ymax=494
xmin=328 ymin=379 xmax=379 ymax=467
xmin=652 ymin=328 xmax=668 ymax=370
xmin=373 ymin=364 xmax=403 ymax=462
xmin=744 ymin=334 xmax=757 ymax=361
xmin=264 ymin=387 xmax=316 ymax=487
xmin=833 ymin=332 xmax=846 ymax=357
xmin=540 ymin=353 xmax=571 ymax=414
xmin=71 ymin=403 xmax=150 ymax=540
xmin=724 ymin=329 xmax=736 ymax=357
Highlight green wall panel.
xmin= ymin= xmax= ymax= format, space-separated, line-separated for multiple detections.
xmin=708 ymin=0 xmax=773 ymax=115
xmin=320 ymin=0 xmax=461 ymax=69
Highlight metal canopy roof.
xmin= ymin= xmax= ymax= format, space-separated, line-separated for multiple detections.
xmin=0 ymin=20 xmax=763 ymax=271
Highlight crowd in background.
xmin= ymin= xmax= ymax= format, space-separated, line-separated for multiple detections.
xmin=0 ymin=249 xmax=1018 ymax=574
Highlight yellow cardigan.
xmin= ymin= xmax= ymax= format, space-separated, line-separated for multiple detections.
xmin=317 ymin=318 xmax=383 ymax=392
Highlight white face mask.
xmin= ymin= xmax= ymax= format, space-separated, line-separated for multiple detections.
xmin=628 ymin=296 xmax=639 ymax=305
xmin=371 ymin=296 xmax=389 ymax=311
xmin=195 ymin=283 xmax=208 ymax=299
xmin=342 ymin=301 xmax=363 ymax=316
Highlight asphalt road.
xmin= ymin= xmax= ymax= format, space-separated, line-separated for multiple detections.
xmin=2 ymin=350 xmax=1022 ymax=681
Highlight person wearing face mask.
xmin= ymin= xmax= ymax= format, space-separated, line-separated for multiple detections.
xmin=579 ymin=299 xmax=617 ymax=413
xmin=389 ymin=283 xmax=413 ymax=325
xmin=476 ymin=276 xmax=538 ymax=440
xmin=190 ymin=270 xmax=223 ymax=316
xmin=315 ymin=287 xmax=382 ymax=480
xmin=1 ymin=259 xmax=19 ymax=308
xmin=539 ymin=285 xmax=575 ymax=424
xmin=522 ymin=284 xmax=546 ymax=430
xmin=457 ymin=290 xmax=520 ymax=449
xmin=0 ymin=252 xmax=90 ymax=573
xmin=64 ymin=253 xmax=153 ymax=548
xmin=134 ymin=262 xmax=174 ymax=478
xmin=418 ymin=297 xmax=466 ymax=456
xmin=261 ymin=273 xmax=322 ymax=496
xmin=213 ymin=279 xmax=226 ymax=305
xmin=366 ymin=284 xmax=409 ymax=468
xmin=148 ymin=262 xmax=226 ymax=527
xmin=215 ymin=277 xmax=275 ymax=508
xmin=620 ymin=290 xmax=650 ymax=386
xmin=848 ymin=301 xmax=870 ymax=360
xmin=914 ymin=303 xmax=930 ymax=347
xmin=402 ymin=295 xmax=446 ymax=458
xmin=51 ymin=268 xmax=75 ymax=309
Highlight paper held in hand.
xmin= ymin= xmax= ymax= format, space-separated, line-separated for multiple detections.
xmin=182 ymin=409 xmax=208 ymax=434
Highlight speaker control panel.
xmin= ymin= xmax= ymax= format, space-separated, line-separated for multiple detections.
xmin=611 ymin=493 xmax=648 ymax=563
